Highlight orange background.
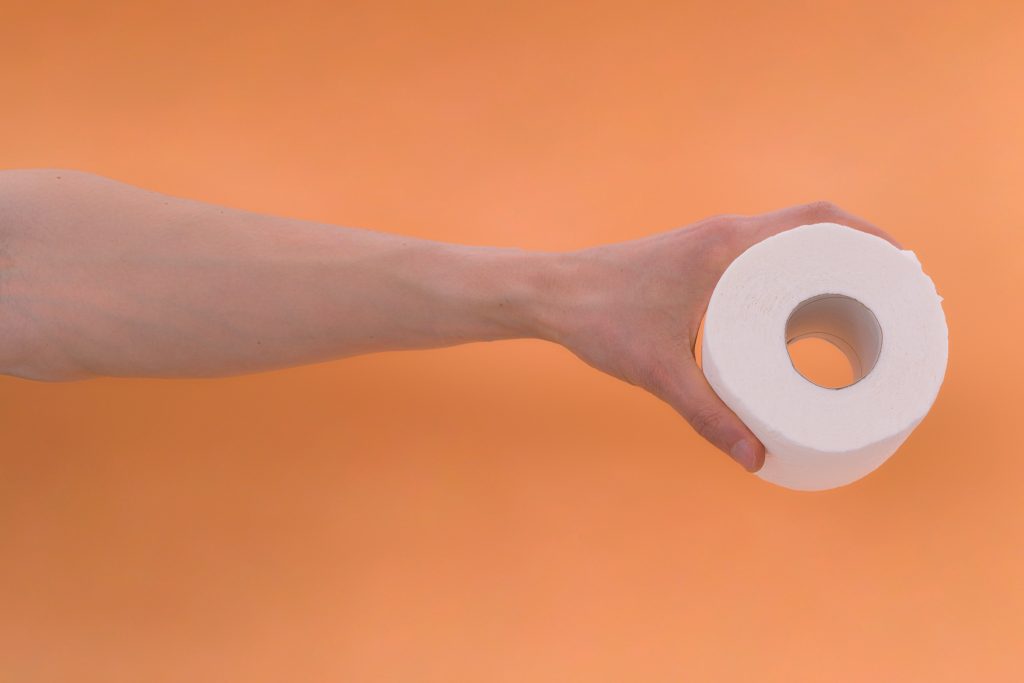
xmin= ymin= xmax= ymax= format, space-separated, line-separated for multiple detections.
xmin=1 ymin=1 xmax=1022 ymax=680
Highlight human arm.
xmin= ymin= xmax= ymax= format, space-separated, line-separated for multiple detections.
xmin=0 ymin=170 xmax=896 ymax=471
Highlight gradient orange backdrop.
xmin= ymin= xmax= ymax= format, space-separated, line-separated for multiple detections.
xmin=1 ymin=1 xmax=1022 ymax=681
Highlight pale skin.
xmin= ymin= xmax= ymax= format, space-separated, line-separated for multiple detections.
xmin=0 ymin=170 xmax=897 ymax=472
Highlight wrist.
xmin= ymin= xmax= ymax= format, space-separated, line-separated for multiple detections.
xmin=498 ymin=248 xmax=586 ymax=346
xmin=442 ymin=245 xmax=579 ymax=345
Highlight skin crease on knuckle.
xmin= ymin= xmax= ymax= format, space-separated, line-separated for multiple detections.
xmin=685 ymin=403 xmax=728 ymax=446
xmin=802 ymin=199 xmax=842 ymax=218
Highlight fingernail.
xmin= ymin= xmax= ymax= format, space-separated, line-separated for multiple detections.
xmin=730 ymin=440 xmax=758 ymax=472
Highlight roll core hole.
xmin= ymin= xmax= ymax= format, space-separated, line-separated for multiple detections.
xmin=784 ymin=294 xmax=882 ymax=389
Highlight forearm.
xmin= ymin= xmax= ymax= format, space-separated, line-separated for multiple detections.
xmin=0 ymin=170 xmax=564 ymax=380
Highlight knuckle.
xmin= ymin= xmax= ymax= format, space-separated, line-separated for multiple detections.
xmin=708 ymin=213 xmax=745 ymax=236
xmin=708 ymin=212 xmax=743 ymax=226
xmin=692 ymin=214 xmax=747 ymax=257
xmin=687 ymin=405 xmax=725 ymax=441
xmin=802 ymin=199 xmax=843 ymax=220
xmin=690 ymin=213 xmax=741 ymax=238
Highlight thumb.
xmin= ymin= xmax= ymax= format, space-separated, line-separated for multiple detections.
xmin=645 ymin=358 xmax=765 ymax=473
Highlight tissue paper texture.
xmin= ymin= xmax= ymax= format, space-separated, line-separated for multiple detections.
xmin=701 ymin=223 xmax=948 ymax=491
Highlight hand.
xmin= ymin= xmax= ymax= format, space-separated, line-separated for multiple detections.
xmin=541 ymin=202 xmax=899 ymax=473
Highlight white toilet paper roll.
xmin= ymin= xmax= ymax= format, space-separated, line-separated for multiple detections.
xmin=701 ymin=223 xmax=948 ymax=491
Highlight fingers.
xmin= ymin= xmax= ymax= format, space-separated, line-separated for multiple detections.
xmin=738 ymin=200 xmax=901 ymax=251
xmin=644 ymin=357 xmax=765 ymax=473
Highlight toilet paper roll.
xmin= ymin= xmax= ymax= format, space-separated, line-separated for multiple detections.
xmin=701 ymin=223 xmax=948 ymax=491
